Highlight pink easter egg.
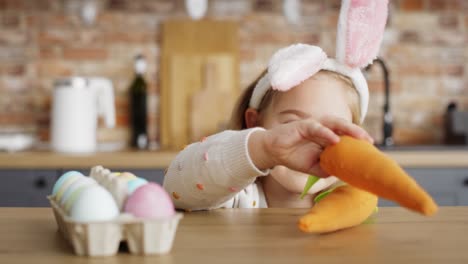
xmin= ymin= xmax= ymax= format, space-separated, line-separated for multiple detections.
xmin=124 ymin=183 xmax=175 ymax=219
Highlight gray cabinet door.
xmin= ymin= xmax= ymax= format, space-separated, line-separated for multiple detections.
xmin=130 ymin=169 xmax=165 ymax=185
xmin=1 ymin=167 xmax=466 ymax=207
xmin=0 ymin=170 xmax=58 ymax=207
xmin=61 ymin=168 xmax=166 ymax=185
xmin=111 ymin=169 xmax=165 ymax=185
xmin=378 ymin=168 xmax=468 ymax=207
xmin=0 ymin=168 xmax=166 ymax=207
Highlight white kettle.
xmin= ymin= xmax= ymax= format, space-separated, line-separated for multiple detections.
xmin=51 ymin=77 xmax=116 ymax=153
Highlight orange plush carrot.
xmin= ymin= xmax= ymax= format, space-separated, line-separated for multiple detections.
xmin=298 ymin=185 xmax=377 ymax=233
xmin=319 ymin=136 xmax=438 ymax=216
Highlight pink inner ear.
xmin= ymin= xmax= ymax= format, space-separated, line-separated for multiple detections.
xmin=345 ymin=0 xmax=388 ymax=68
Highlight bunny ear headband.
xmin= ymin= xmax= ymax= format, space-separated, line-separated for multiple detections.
xmin=249 ymin=0 xmax=389 ymax=124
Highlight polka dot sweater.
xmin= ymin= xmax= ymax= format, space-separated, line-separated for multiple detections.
xmin=163 ymin=128 xmax=270 ymax=211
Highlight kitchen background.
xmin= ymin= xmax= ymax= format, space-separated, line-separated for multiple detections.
xmin=0 ymin=0 xmax=466 ymax=148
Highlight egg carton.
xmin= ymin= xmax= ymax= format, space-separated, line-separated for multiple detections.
xmin=48 ymin=196 xmax=183 ymax=257
xmin=89 ymin=166 xmax=132 ymax=211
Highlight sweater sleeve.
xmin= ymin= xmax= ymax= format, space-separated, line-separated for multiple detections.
xmin=162 ymin=128 xmax=270 ymax=211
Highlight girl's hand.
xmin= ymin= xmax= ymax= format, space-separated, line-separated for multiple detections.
xmin=249 ymin=116 xmax=373 ymax=174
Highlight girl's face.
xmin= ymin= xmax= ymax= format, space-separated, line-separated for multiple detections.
xmin=258 ymin=72 xmax=354 ymax=194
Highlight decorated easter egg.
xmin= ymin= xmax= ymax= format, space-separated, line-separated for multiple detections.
xmin=69 ymin=185 xmax=119 ymax=222
xmin=119 ymin=172 xmax=137 ymax=181
xmin=59 ymin=176 xmax=97 ymax=206
xmin=109 ymin=172 xmax=121 ymax=177
xmin=127 ymin=178 xmax=148 ymax=194
xmin=124 ymin=183 xmax=175 ymax=219
xmin=55 ymin=173 xmax=83 ymax=201
xmin=52 ymin=171 xmax=83 ymax=196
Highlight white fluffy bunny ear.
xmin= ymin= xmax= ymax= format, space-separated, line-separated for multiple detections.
xmin=336 ymin=0 xmax=389 ymax=68
xmin=268 ymin=44 xmax=327 ymax=91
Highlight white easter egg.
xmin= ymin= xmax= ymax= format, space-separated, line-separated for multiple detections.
xmin=69 ymin=185 xmax=119 ymax=222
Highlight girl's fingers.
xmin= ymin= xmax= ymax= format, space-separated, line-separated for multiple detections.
xmin=321 ymin=116 xmax=373 ymax=143
xmin=300 ymin=121 xmax=340 ymax=147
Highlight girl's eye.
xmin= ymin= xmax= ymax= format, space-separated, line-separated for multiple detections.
xmin=282 ymin=119 xmax=297 ymax=124
xmin=280 ymin=113 xmax=302 ymax=124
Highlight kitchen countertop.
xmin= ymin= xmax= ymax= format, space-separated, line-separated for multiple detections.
xmin=0 ymin=149 xmax=467 ymax=169
xmin=0 ymin=207 xmax=466 ymax=263
xmin=0 ymin=150 xmax=177 ymax=169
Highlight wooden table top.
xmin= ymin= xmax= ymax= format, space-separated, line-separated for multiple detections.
xmin=0 ymin=207 xmax=467 ymax=263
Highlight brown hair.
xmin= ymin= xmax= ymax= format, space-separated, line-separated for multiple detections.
xmin=228 ymin=70 xmax=361 ymax=130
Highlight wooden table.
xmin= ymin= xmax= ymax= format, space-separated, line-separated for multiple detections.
xmin=0 ymin=207 xmax=467 ymax=263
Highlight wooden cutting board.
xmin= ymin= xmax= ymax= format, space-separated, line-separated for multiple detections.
xmin=160 ymin=20 xmax=239 ymax=150
xmin=166 ymin=55 xmax=200 ymax=149
xmin=190 ymin=56 xmax=236 ymax=142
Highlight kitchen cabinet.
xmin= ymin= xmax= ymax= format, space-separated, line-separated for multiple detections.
xmin=0 ymin=170 xmax=58 ymax=207
xmin=57 ymin=168 xmax=166 ymax=185
xmin=378 ymin=168 xmax=468 ymax=207
xmin=0 ymin=169 xmax=165 ymax=207
xmin=0 ymin=164 xmax=467 ymax=207
xmin=1 ymin=167 xmax=468 ymax=207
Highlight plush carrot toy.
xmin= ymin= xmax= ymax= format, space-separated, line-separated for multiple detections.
xmin=298 ymin=185 xmax=377 ymax=233
xmin=320 ymin=136 xmax=437 ymax=216
xmin=299 ymin=136 xmax=438 ymax=233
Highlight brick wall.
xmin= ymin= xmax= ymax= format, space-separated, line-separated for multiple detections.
xmin=0 ymin=0 xmax=466 ymax=147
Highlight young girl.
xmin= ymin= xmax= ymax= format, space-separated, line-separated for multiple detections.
xmin=164 ymin=0 xmax=388 ymax=211
xmin=163 ymin=64 xmax=371 ymax=210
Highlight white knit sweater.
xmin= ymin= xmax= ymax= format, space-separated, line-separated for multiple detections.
xmin=163 ymin=128 xmax=338 ymax=211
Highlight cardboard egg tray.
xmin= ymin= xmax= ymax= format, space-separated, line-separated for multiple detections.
xmin=48 ymin=196 xmax=183 ymax=257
